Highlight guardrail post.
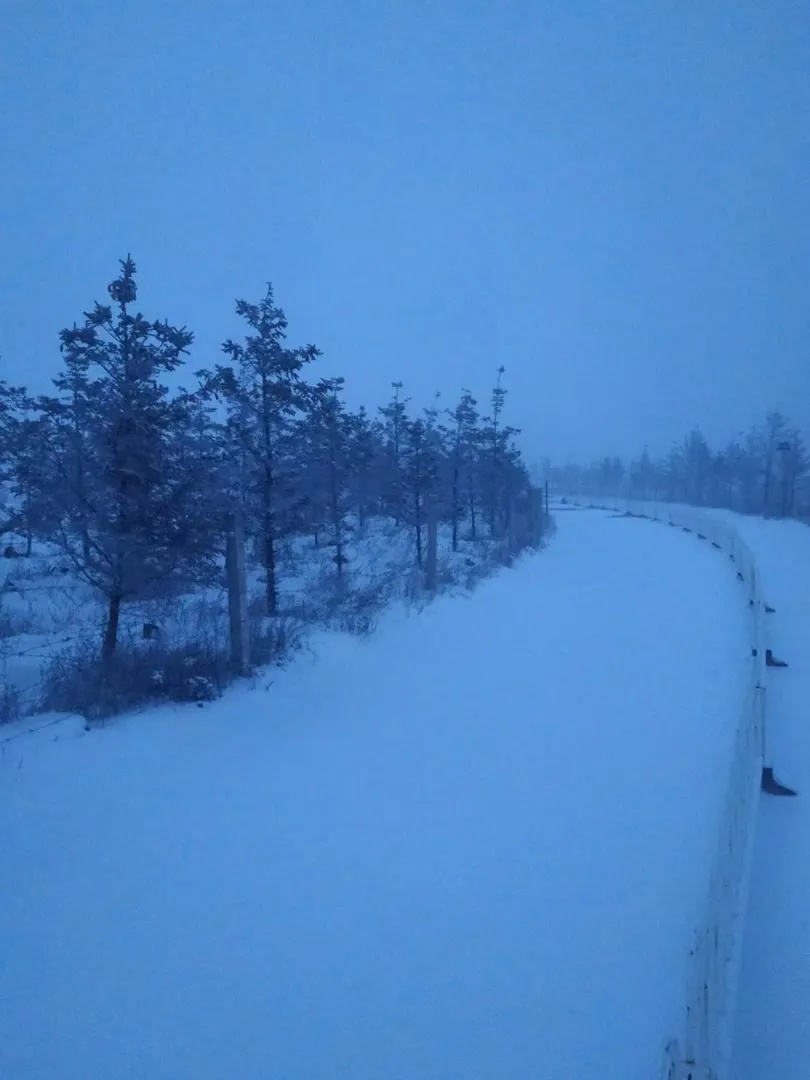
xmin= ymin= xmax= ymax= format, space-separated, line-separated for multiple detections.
xmin=765 ymin=648 xmax=788 ymax=668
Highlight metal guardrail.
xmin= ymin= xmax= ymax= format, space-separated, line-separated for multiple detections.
xmin=573 ymin=498 xmax=765 ymax=1080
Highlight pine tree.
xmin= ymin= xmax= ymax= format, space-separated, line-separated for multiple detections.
xmin=344 ymin=406 xmax=380 ymax=529
xmin=448 ymin=388 xmax=482 ymax=542
xmin=0 ymin=381 xmax=39 ymax=541
xmin=680 ymin=429 xmax=711 ymax=505
xmin=378 ymin=381 xmax=409 ymax=524
xmin=403 ymin=416 xmax=439 ymax=565
xmin=0 ymin=378 xmax=22 ymax=489
xmin=4 ymin=405 xmax=54 ymax=554
xmin=304 ymin=378 xmax=353 ymax=578
xmin=482 ymin=367 xmax=506 ymax=532
xmin=40 ymin=256 xmax=200 ymax=659
xmin=210 ymin=283 xmax=321 ymax=614
xmin=629 ymin=447 xmax=655 ymax=500
xmin=481 ymin=368 xmax=523 ymax=535
xmin=758 ymin=412 xmax=789 ymax=514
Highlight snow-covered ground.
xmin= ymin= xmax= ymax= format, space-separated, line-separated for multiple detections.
xmin=0 ymin=508 xmax=750 ymax=1080
xmin=719 ymin=514 xmax=810 ymax=1080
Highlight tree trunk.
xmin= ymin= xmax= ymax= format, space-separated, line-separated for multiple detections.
xmin=328 ymin=454 xmax=345 ymax=577
xmin=425 ymin=500 xmax=438 ymax=592
xmin=393 ymin=416 xmax=402 ymax=526
xmin=102 ymin=592 xmax=121 ymax=661
xmin=450 ymin=465 xmax=459 ymax=552
xmin=264 ymin=514 xmax=277 ymax=614
xmin=259 ymin=379 xmax=279 ymax=615
xmin=414 ymin=491 xmax=423 ymax=566
xmin=356 ymin=484 xmax=366 ymax=530
xmin=262 ymin=464 xmax=278 ymax=615
xmin=226 ymin=513 xmax=250 ymax=675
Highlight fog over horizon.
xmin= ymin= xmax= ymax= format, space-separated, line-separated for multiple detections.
xmin=2 ymin=1 xmax=809 ymax=465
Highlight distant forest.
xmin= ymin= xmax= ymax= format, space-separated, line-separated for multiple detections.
xmin=551 ymin=417 xmax=810 ymax=519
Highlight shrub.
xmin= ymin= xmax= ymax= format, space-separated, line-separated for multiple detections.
xmin=40 ymin=638 xmax=229 ymax=725
xmin=0 ymin=681 xmax=22 ymax=725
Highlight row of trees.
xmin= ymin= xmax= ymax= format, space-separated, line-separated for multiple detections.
xmin=551 ymin=414 xmax=810 ymax=517
xmin=0 ymin=257 xmax=544 ymax=662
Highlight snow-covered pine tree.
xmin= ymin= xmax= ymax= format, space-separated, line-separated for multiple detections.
xmin=378 ymin=381 xmax=409 ymax=525
xmin=481 ymin=367 xmax=525 ymax=537
xmin=39 ymin=256 xmax=204 ymax=659
xmin=403 ymin=415 xmax=439 ymax=566
xmin=0 ymin=381 xmax=53 ymax=548
xmin=210 ymin=283 xmax=321 ymax=615
xmin=447 ymin=388 xmax=481 ymax=549
xmin=299 ymin=377 xmax=353 ymax=579
xmin=344 ymin=406 xmax=383 ymax=530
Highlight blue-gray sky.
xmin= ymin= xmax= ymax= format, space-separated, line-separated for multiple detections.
xmin=2 ymin=0 xmax=809 ymax=464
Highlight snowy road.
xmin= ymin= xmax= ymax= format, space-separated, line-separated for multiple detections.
xmin=0 ymin=509 xmax=750 ymax=1080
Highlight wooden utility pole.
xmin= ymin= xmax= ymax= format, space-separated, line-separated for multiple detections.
xmin=226 ymin=511 xmax=250 ymax=676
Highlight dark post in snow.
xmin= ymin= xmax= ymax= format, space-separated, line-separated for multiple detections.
xmin=425 ymin=497 xmax=438 ymax=594
xmin=226 ymin=510 xmax=250 ymax=676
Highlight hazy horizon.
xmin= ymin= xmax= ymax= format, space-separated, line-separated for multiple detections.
xmin=2 ymin=0 xmax=809 ymax=464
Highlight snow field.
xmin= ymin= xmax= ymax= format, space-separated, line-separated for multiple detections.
xmin=0 ymin=508 xmax=749 ymax=1079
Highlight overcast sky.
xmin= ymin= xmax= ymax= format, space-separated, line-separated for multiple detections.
xmin=2 ymin=0 xmax=808 ymax=466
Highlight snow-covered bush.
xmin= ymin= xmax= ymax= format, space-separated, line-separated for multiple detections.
xmin=40 ymin=639 xmax=228 ymax=724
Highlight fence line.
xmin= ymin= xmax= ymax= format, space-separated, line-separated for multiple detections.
xmin=575 ymin=497 xmax=764 ymax=1080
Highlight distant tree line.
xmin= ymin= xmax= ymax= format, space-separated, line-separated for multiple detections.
xmin=551 ymin=415 xmax=810 ymax=518
xmin=0 ymin=257 xmax=546 ymax=663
